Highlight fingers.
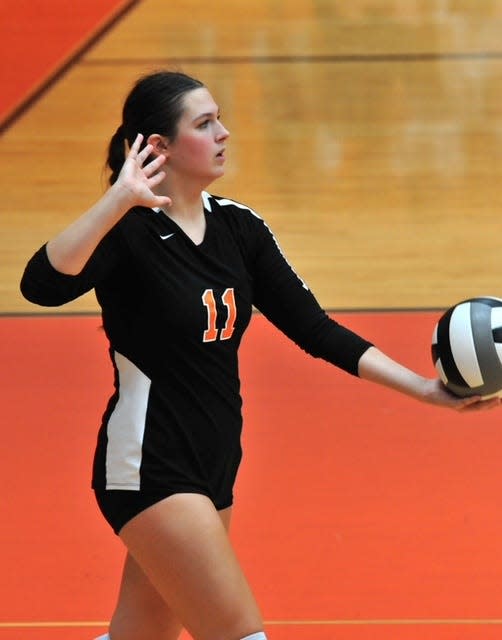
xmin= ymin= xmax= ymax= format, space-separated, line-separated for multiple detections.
xmin=143 ymin=153 xmax=166 ymax=177
xmin=470 ymin=396 xmax=501 ymax=411
xmin=474 ymin=399 xmax=501 ymax=411
xmin=123 ymin=132 xmax=170 ymax=206
xmin=434 ymin=380 xmax=502 ymax=412
xmin=128 ymin=133 xmax=144 ymax=157
xmin=136 ymin=142 xmax=154 ymax=166
xmin=456 ymin=395 xmax=502 ymax=412
xmin=155 ymin=194 xmax=172 ymax=208
xmin=129 ymin=136 xmax=167 ymax=178
xmin=148 ymin=169 xmax=166 ymax=187
xmin=128 ymin=134 xmax=156 ymax=166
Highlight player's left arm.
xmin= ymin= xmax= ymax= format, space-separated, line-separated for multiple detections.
xmin=358 ymin=346 xmax=501 ymax=411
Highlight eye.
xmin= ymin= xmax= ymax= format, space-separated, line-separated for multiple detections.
xmin=196 ymin=113 xmax=221 ymax=129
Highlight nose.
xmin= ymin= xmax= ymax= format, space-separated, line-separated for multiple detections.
xmin=216 ymin=120 xmax=230 ymax=140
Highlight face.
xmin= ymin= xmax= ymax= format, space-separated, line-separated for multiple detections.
xmin=161 ymin=87 xmax=230 ymax=185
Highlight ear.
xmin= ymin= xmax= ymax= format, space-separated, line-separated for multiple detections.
xmin=147 ymin=133 xmax=170 ymax=158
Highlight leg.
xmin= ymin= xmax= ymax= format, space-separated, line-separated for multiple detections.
xmin=109 ymin=553 xmax=183 ymax=640
xmin=118 ymin=493 xmax=264 ymax=640
xmin=108 ymin=504 xmax=234 ymax=640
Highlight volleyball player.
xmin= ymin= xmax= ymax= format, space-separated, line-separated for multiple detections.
xmin=20 ymin=71 xmax=499 ymax=640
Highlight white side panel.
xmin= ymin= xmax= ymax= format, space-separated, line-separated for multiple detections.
xmin=106 ymin=351 xmax=151 ymax=490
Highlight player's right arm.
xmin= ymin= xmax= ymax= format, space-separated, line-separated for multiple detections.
xmin=47 ymin=134 xmax=169 ymax=275
xmin=21 ymin=135 xmax=170 ymax=306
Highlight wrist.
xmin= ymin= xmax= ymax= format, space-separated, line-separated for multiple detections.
xmin=359 ymin=347 xmax=429 ymax=400
xmin=107 ymin=181 xmax=138 ymax=212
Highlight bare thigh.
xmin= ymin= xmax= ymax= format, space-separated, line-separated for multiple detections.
xmin=113 ymin=494 xmax=262 ymax=640
xmin=109 ymin=503 xmax=234 ymax=640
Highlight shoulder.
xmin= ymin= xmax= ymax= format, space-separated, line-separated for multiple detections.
xmin=204 ymin=192 xmax=263 ymax=224
xmin=203 ymin=192 xmax=275 ymax=247
xmin=114 ymin=205 xmax=167 ymax=238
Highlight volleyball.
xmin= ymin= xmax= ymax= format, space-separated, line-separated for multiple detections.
xmin=431 ymin=296 xmax=502 ymax=398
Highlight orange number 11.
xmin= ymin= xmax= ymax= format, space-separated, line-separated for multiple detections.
xmin=202 ymin=288 xmax=237 ymax=342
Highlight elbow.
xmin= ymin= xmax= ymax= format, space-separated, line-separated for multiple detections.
xmin=19 ymin=274 xmax=39 ymax=304
xmin=19 ymin=275 xmax=65 ymax=307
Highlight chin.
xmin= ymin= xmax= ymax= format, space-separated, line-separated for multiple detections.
xmin=207 ymin=168 xmax=225 ymax=182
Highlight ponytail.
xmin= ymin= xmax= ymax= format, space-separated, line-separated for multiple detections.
xmin=106 ymin=124 xmax=127 ymax=185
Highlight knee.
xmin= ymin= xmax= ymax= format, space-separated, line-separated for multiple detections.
xmin=109 ymin=604 xmax=182 ymax=640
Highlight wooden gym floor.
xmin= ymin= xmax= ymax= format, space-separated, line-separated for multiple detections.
xmin=2 ymin=0 xmax=502 ymax=313
xmin=1 ymin=2 xmax=502 ymax=639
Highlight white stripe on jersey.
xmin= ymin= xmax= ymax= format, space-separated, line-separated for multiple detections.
xmin=105 ymin=351 xmax=151 ymax=490
xmin=202 ymin=190 xmax=213 ymax=212
xmin=212 ymin=195 xmax=309 ymax=291
xmin=213 ymin=195 xmax=260 ymax=217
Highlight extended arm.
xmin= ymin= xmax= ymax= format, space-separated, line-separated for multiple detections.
xmin=248 ymin=212 xmax=500 ymax=412
xmin=358 ymin=346 xmax=501 ymax=410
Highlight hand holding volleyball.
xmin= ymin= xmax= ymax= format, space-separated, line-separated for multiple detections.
xmin=432 ymin=297 xmax=502 ymax=399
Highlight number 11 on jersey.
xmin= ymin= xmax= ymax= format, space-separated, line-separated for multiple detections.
xmin=202 ymin=288 xmax=237 ymax=342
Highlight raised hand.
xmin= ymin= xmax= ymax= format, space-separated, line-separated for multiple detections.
xmin=115 ymin=133 xmax=172 ymax=209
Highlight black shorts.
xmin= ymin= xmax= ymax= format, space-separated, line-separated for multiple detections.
xmin=94 ymin=488 xmax=234 ymax=535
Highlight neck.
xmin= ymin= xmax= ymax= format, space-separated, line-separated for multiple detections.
xmin=156 ymin=175 xmax=209 ymax=221
xmin=157 ymin=184 xmax=207 ymax=245
xmin=165 ymin=193 xmax=204 ymax=220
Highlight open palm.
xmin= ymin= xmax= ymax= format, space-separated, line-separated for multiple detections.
xmin=116 ymin=133 xmax=171 ymax=209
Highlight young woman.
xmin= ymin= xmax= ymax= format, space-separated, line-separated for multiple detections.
xmin=20 ymin=71 xmax=499 ymax=640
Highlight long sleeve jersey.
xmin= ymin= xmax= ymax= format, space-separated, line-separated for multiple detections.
xmin=20 ymin=192 xmax=372 ymax=503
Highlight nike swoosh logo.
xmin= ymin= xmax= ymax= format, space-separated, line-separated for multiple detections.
xmin=160 ymin=233 xmax=175 ymax=240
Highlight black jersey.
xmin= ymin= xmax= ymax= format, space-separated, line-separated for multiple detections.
xmin=20 ymin=193 xmax=372 ymax=503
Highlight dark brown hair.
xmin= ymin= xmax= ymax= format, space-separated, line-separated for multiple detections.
xmin=106 ymin=70 xmax=204 ymax=185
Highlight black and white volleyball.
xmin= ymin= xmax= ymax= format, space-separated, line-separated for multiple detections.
xmin=431 ymin=297 xmax=502 ymax=398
